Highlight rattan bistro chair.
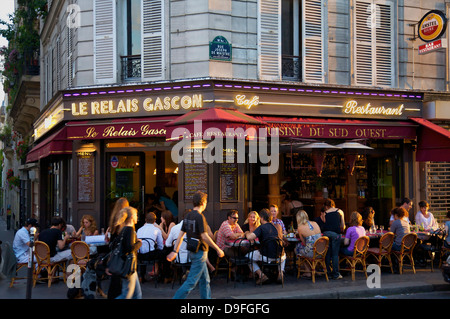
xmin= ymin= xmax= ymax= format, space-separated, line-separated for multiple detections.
xmin=392 ymin=233 xmax=417 ymax=274
xmin=33 ymin=241 xmax=67 ymax=287
xmin=367 ymin=232 xmax=395 ymax=273
xmin=70 ymin=241 xmax=90 ymax=273
xmin=339 ymin=236 xmax=370 ymax=281
xmin=297 ymin=236 xmax=329 ymax=283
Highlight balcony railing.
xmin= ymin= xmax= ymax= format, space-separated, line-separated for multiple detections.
xmin=121 ymin=55 xmax=141 ymax=81
xmin=22 ymin=49 xmax=40 ymax=76
xmin=282 ymin=55 xmax=301 ymax=81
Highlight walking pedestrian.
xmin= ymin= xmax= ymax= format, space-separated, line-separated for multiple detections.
xmin=167 ymin=191 xmax=224 ymax=299
xmin=109 ymin=206 xmax=142 ymax=299
xmin=322 ymin=199 xmax=345 ymax=280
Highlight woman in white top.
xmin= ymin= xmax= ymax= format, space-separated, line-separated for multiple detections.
xmin=414 ymin=200 xmax=438 ymax=231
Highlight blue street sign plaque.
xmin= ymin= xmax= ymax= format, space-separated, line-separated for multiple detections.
xmin=209 ymin=36 xmax=232 ymax=61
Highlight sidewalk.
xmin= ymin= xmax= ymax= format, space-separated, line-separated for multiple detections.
xmin=0 ymin=214 xmax=449 ymax=299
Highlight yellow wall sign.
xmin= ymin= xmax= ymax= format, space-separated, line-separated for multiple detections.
xmin=418 ymin=10 xmax=448 ymax=42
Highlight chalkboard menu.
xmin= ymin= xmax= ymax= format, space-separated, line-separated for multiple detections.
xmin=184 ymin=163 xmax=208 ymax=200
xmin=220 ymin=163 xmax=238 ymax=202
xmin=77 ymin=152 xmax=95 ymax=202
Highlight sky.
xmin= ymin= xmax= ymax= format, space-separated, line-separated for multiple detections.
xmin=0 ymin=0 xmax=15 ymax=105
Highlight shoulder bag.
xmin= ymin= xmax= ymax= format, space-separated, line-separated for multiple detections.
xmin=107 ymin=229 xmax=136 ymax=278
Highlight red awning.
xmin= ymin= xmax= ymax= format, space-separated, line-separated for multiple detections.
xmin=66 ymin=116 xmax=177 ymax=140
xmin=26 ymin=127 xmax=72 ymax=163
xmin=165 ymin=108 xmax=266 ymax=140
xmin=255 ymin=116 xmax=417 ymax=139
xmin=410 ymin=117 xmax=450 ymax=162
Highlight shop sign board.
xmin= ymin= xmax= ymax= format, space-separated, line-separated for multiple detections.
xmin=418 ymin=10 xmax=447 ymax=42
xmin=418 ymin=38 xmax=446 ymax=55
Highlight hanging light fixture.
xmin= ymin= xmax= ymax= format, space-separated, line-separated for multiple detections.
xmin=335 ymin=141 xmax=373 ymax=176
xmin=298 ymin=142 xmax=341 ymax=176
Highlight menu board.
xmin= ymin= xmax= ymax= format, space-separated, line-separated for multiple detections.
xmin=77 ymin=152 xmax=95 ymax=202
xmin=220 ymin=163 xmax=238 ymax=202
xmin=184 ymin=163 xmax=208 ymax=200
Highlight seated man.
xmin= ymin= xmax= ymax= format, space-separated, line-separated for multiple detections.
xmin=245 ymin=208 xmax=286 ymax=284
xmin=137 ymin=212 xmax=164 ymax=256
xmin=37 ymin=217 xmax=72 ymax=262
xmin=215 ymin=210 xmax=244 ymax=258
xmin=13 ymin=218 xmax=40 ymax=264
xmin=136 ymin=212 xmax=164 ymax=279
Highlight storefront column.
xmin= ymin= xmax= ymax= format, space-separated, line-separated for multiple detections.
xmin=347 ymin=172 xmax=357 ymax=222
xmin=267 ymin=171 xmax=282 ymax=215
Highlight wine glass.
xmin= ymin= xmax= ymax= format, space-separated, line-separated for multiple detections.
xmin=380 ymin=225 xmax=384 ymax=233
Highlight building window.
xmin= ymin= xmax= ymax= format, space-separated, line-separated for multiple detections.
xmin=281 ymin=0 xmax=325 ymax=83
xmin=353 ymin=0 xmax=395 ymax=87
xmin=121 ymin=0 xmax=142 ymax=81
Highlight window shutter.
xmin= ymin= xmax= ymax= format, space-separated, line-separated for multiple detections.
xmin=302 ymin=0 xmax=325 ymax=83
xmin=375 ymin=2 xmax=393 ymax=86
xmin=354 ymin=0 xmax=394 ymax=87
xmin=94 ymin=0 xmax=117 ymax=84
xmin=141 ymin=0 xmax=165 ymax=82
xmin=258 ymin=0 xmax=281 ymax=80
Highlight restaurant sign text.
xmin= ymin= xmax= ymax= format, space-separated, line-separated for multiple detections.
xmin=69 ymin=94 xmax=203 ymax=117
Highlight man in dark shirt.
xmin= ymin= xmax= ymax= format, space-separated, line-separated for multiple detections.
xmin=167 ymin=191 xmax=224 ymax=299
xmin=246 ymin=208 xmax=286 ymax=284
xmin=38 ymin=217 xmax=72 ymax=262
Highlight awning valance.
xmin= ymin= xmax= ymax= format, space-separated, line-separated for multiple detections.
xmin=410 ymin=117 xmax=450 ymax=162
xmin=255 ymin=116 xmax=417 ymax=139
xmin=26 ymin=127 xmax=72 ymax=163
xmin=66 ymin=116 xmax=177 ymax=140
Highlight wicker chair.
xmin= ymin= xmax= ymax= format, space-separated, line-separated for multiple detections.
xmin=70 ymin=241 xmax=90 ymax=273
xmin=367 ymin=232 xmax=395 ymax=273
xmin=297 ymin=236 xmax=329 ymax=283
xmin=339 ymin=236 xmax=370 ymax=281
xmin=391 ymin=233 xmax=417 ymax=274
xmin=33 ymin=241 xmax=67 ymax=287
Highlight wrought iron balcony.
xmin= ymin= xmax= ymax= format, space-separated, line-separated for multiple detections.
xmin=121 ymin=55 xmax=141 ymax=81
xmin=282 ymin=55 xmax=301 ymax=81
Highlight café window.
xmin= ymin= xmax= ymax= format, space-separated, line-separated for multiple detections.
xmin=281 ymin=0 xmax=326 ymax=83
xmin=353 ymin=0 xmax=395 ymax=87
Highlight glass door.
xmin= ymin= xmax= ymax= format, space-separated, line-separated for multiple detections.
xmin=106 ymin=153 xmax=145 ymax=225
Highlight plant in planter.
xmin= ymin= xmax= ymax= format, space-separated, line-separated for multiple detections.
xmin=6 ymin=168 xmax=20 ymax=190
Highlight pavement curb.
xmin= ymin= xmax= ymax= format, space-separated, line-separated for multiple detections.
xmin=231 ymin=280 xmax=450 ymax=299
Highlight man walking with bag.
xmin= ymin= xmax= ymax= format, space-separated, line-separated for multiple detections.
xmin=167 ymin=191 xmax=224 ymax=299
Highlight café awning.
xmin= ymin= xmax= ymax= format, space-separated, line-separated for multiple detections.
xmin=26 ymin=127 xmax=72 ymax=163
xmin=66 ymin=115 xmax=177 ymax=140
xmin=410 ymin=117 xmax=450 ymax=162
xmin=165 ymin=107 xmax=266 ymax=140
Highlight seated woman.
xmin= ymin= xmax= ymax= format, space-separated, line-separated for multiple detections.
xmin=414 ymin=200 xmax=438 ymax=231
xmin=73 ymin=214 xmax=99 ymax=239
xmin=157 ymin=210 xmax=176 ymax=242
xmin=295 ymin=210 xmax=322 ymax=277
xmin=361 ymin=206 xmax=375 ymax=231
xmin=242 ymin=211 xmax=261 ymax=235
xmin=390 ymin=207 xmax=411 ymax=251
xmin=340 ymin=211 xmax=366 ymax=256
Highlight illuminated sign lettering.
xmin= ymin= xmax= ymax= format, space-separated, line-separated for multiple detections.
xmin=71 ymin=94 xmax=203 ymax=116
xmin=343 ymin=100 xmax=404 ymax=116
xmin=234 ymin=95 xmax=260 ymax=109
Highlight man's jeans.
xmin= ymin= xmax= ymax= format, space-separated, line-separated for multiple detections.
xmin=323 ymin=231 xmax=341 ymax=278
xmin=173 ymin=249 xmax=211 ymax=299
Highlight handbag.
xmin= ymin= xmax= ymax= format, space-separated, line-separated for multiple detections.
xmin=186 ymin=237 xmax=201 ymax=253
xmin=107 ymin=229 xmax=136 ymax=278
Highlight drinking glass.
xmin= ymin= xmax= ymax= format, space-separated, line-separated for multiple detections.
xmin=380 ymin=225 xmax=384 ymax=233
